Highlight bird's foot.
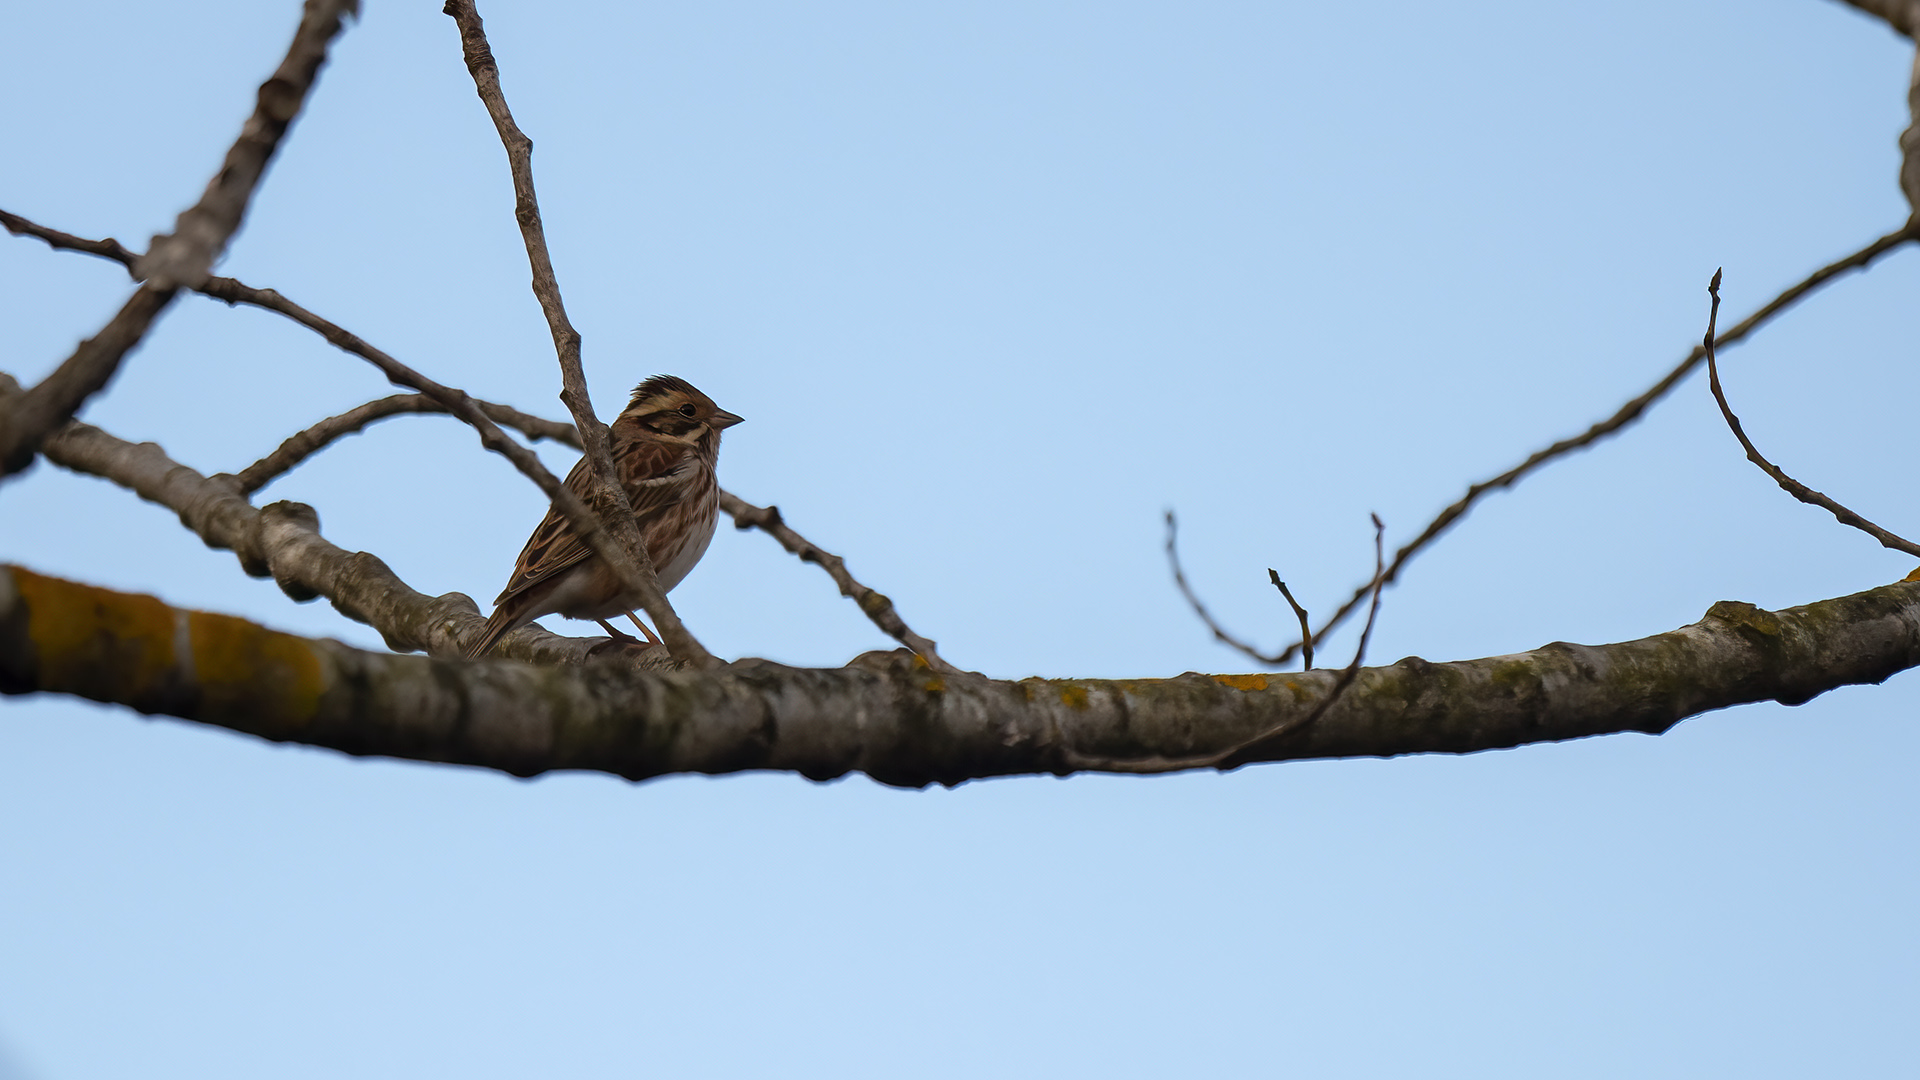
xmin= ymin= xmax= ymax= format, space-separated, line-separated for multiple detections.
xmin=596 ymin=618 xmax=649 ymax=647
xmin=623 ymin=611 xmax=664 ymax=646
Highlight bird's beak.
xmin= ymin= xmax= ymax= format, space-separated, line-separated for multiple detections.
xmin=712 ymin=409 xmax=745 ymax=429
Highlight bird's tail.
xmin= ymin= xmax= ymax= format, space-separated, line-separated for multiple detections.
xmin=463 ymin=607 xmax=520 ymax=659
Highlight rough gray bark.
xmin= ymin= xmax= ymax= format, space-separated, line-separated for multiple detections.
xmin=4 ymin=562 xmax=1917 ymax=787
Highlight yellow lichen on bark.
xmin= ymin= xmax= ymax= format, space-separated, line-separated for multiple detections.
xmin=8 ymin=566 xmax=325 ymax=732
xmin=187 ymin=609 xmax=325 ymax=734
xmin=1212 ymin=673 xmax=1269 ymax=692
xmin=13 ymin=566 xmax=178 ymax=706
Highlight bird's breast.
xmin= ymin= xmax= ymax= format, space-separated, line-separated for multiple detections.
xmin=651 ymin=489 xmax=720 ymax=593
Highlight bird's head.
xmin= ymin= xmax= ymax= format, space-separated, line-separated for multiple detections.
xmin=623 ymin=374 xmax=744 ymax=447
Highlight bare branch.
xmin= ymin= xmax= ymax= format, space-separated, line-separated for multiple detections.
xmin=0 ymin=372 xmax=666 ymax=669
xmin=1205 ymin=514 xmax=1390 ymax=768
xmin=1281 ymin=513 xmax=1389 ymax=742
xmin=440 ymin=0 xmax=710 ymax=668
xmin=0 ymin=289 xmax=175 ymax=476
xmin=7 ymin=562 xmax=1919 ymax=787
xmin=1701 ymin=269 xmax=1920 ymax=557
xmin=1165 ymin=510 xmax=1299 ymax=665
xmin=234 ymin=393 xmax=579 ymax=495
xmin=1904 ymin=40 xmax=1920 ymax=212
xmin=0 ymin=211 xmax=140 ymax=265
xmin=1830 ymin=0 xmax=1920 ymax=39
xmin=1301 ymin=222 xmax=1920 ymax=655
xmin=1267 ymin=572 xmax=1314 ymax=670
xmin=237 ymin=394 xmax=446 ymax=494
xmin=1113 ymin=515 xmax=1386 ymax=772
xmin=718 ymin=492 xmax=956 ymax=674
xmin=0 ymin=0 xmax=357 ymax=477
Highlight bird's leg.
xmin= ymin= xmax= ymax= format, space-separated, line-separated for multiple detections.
xmin=624 ymin=611 xmax=664 ymax=645
xmin=596 ymin=618 xmax=643 ymax=645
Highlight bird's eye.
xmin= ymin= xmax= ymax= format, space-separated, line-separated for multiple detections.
xmin=678 ymin=403 xmax=698 ymax=418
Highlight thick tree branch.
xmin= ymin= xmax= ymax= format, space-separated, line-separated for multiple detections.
xmin=6 ymin=563 xmax=1918 ymax=787
xmin=0 ymin=0 xmax=356 ymax=477
xmin=442 ymin=0 xmax=710 ymax=668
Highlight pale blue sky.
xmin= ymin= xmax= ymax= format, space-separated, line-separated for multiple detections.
xmin=2 ymin=1 xmax=1916 ymax=1076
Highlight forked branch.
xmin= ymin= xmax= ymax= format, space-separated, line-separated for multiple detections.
xmin=0 ymin=0 xmax=357 ymax=477
xmin=1111 ymin=514 xmax=1386 ymax=772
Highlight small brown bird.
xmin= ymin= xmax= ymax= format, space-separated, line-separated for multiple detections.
xmin=464 ymin=375 xmax=742 ymax=659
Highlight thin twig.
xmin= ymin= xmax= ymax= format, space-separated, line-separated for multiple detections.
xmin=234 ymin=393 xmax=578 ymax=494
xmin=0 ymin=0 xmax=357 ymax=477
xmin=1165 ymin=510 xmax=1291 ymax=663
xmin=1268 ymin=572 xmax=1313 ymax=670
xmin=238 ymin=394 xmax=444 ymax=493
xmin=1702 ymin=268 xmax=1920 ymax=558
xmin=1093 ymin=514 xmax=1388 ymax=775
xmin=0 ymin=212 xmax=140 ymax=264
xmin=441 ymin=0 xmax=711 ymax=668
xmin=1211 ymin=515 xmax=1386 ymax=768
xmin=719 ymin=492 xmax=957 ymax=673
xmin=1174 ymin=222 xmax=1919 ymax=666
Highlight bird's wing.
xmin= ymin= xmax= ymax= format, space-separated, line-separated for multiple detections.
xmin=492 ymin=446 xmax=700 ymax=605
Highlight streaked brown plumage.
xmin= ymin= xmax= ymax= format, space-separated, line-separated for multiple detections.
xmin=464 ymin=375 xmax=742 ymax=659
